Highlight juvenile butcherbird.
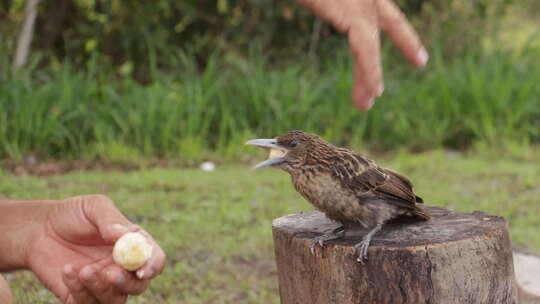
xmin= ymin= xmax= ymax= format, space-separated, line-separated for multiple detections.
xmin=247 ymin=130 xmax=429 ymax=263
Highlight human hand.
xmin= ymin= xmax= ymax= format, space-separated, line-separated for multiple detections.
xmin=25 ymin=195 xmax=166 ymax=304
xmin=296 ymin=0 xmax=428 ymax=110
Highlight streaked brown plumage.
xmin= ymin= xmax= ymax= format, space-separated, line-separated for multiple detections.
xmin=247 ymin=130 xmax=429 ymax=262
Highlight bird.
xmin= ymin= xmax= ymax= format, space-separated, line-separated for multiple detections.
xmin=246 ymin=130 xmax=429 ymax=262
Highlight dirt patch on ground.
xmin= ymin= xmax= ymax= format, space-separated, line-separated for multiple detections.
xmin=1 ymin=158 xmax=190 ymax=176
xmin=2 ymin=159 xmax=132 ymax=176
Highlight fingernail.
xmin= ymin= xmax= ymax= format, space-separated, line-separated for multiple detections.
xmin=63 ymin=264 xmax=76 ymax=280
xmin=128 ymin=225 xmax=142 ymax=232
xmin=111 ymin=224 xmax=128 ymax=233
xmin=137 ymin=268 xmax=153 ymax=279
xmin=417 ymin=48 xmax=429 ymax=66
xmin=105 ymin=269 xmax=115 ymax=282
xmin=375 ymin=83 xmax=384 ymax=97
xmin=136 ymin=269 xmax=145 ymax=279
xmin=365 ymin=98 xmax=374 ymax=110
xmin=81 ymin=266 xmax=95 ymax=280
xmin=115 ymin=273 xmax=125 ymax=285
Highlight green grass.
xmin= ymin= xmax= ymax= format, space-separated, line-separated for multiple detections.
xmin=4 ymin=149 xmax=540 ymax=303
xmin=1 ymin=43 xmax=540 ymax=161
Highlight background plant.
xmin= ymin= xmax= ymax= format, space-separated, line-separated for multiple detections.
xmin=0 ymin=0 xmax=539 ymax=162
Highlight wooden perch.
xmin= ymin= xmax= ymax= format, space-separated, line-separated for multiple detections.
xmin=272 ymin=206 xmax=517 ymax=304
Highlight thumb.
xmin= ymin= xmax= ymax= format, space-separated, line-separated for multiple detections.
xmin=76 ymin=194 xmax=133 ymax=244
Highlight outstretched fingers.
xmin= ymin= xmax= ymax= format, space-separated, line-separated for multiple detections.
xmin=348 ymin=15 xmax=384 ymax=110
xmin=377 ymin=0 xmax=428 ymax=67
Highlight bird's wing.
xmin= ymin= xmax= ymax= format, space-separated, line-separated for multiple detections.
xmin=330 ymin=153 xmax=425 ymax=214
xmin=384 ymin=168 xmax=424 ymax=204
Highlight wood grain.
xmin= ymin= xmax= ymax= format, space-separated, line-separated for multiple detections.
xmin=272 ymin=207 xmax=517 ymax=304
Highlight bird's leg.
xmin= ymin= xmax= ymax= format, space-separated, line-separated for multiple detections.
xmin=354 ymin=223 xmax=382 ymax=263
xmin=309 ymin=225 xmax=346 ymax=254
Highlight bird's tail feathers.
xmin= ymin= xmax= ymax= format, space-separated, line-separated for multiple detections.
xmin=413 ymin=206 xmax=430 ymax=220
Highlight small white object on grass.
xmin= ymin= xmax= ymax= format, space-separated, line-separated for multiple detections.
xmin=113 ymin=232 xmax=153 ymax=271
xmin=200 ymin=161 xmax=216 ymax=172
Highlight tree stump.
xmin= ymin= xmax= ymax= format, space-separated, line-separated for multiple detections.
xmin=272 ymin=206 xmax=517 ymax=304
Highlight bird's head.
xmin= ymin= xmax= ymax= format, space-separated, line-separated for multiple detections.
xmin=246 ymin=130 xmax=332 ymax=172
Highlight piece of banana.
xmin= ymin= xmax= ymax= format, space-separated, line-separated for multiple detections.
xmin=113 ymin=232 xmax=153 ymax=271
xmin=268 ymin=148 xmax=285 ymax=159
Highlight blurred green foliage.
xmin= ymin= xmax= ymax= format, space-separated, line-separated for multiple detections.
xmin=0 ymin=44 xmax=539 ymax=161
xmin=1 ymin=0 xmax=513 ymax=79
xmin=1 ymin=0 xmax=539 ymax=162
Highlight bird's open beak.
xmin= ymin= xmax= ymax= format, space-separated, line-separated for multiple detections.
xmin=245 ymin=138 xmax=288 ymax=169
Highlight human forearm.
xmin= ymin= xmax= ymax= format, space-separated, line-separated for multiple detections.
xmin=0 ymin=199 xmax=54 ymax=271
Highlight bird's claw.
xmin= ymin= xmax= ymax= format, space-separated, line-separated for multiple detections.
xmin=309 ymin=239 xmax=325 ymax=254
xmin=309 ymin=226 xmax=345 ymax=255
xmin=354 ymin=239 xmax=371 ymax=263
xmin=353 ymin=223 xmax=381 ymax=263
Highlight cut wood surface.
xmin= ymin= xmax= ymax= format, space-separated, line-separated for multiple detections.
xmin=272 ymin=206 xmax=517 ymax=304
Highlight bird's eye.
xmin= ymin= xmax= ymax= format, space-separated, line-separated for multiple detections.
xmin=289 ymin=139 xmax=298 ymax=147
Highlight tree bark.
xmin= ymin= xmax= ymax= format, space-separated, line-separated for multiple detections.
xmin=13 ymin=0 xmax=40 ymax=70
xmin=272 ymin=206 xmax=518 ymax=304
